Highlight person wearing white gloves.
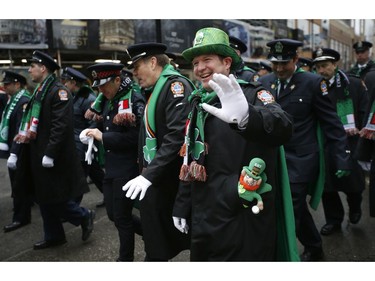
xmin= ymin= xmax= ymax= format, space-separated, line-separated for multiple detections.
xmin=83 ymin=62 xmax=145 ymax=261
xmin=0 ymin=70 xmax=33 ymax=233
xmin=122 ymin=42 xmax=195 ymax=261
xmin=172 ymin=27 xmax=296 ymax=261
xmin=12 ymin=51 xmax=95 ymax=250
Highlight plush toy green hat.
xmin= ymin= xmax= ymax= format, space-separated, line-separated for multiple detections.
xmin=182 ymin=27 xmax=242 ymax=70
xmin=243 ymin=158 xmax=266 ymax=178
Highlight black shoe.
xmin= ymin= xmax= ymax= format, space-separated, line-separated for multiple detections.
xmin=349 ymin=211 xmax=361 ymax=224
xmin=33 ymin=239 xmax=67 ymax=250
xmin=81 ymin=209 xmax=95 ymax=241
xmin=96 ymin=200 xmax=105 ymax=208
xmin=300 ymin=249 xmax=324 ymax=261
xmin=3 ymin=221 xmax=30 ymax=233
xmin=320 ymin=223 xmax=341 ymax=236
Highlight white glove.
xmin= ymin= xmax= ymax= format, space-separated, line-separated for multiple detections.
xmin=42 ymin=155 xmax=54 ymax=168
xmin=7 ymin=153 xmax=17 ymax=170
xmin=358 ymin=160 xmax=371 ymax=172
xmin=203 ymin=73 xmax=249 ymax=126
xmin=79 ymin=129 xmax=91 ymax=144
xmin=173 ymin=217 xmax=189 ymax=234
xmin=122 ymin=175 xmax=152 ymax=200
xmin=80 ymin=129 xmax=98 ymax=165
xmin=85 ymin=136 xmax=98 ymax=165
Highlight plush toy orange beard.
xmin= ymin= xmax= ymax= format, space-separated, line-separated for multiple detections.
xmin=239 ymin=174 xmax=261 ymax=191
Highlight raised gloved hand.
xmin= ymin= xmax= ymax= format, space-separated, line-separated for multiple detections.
xmin=7 ymin=153 xmax=17 ymax=170
xmin=335 ymin=170 xmax=351 ymax=178
xmin=202 ymin=73 xmax=249 ymax=127
xmin=122 ymin=175 xmax=152 ymax=200
xmin=172 ymin=216 xmax=189 ymax=234
xmin=42 ymin=155 xmax=54 ymax=168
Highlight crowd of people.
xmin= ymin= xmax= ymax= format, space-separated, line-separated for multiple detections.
xmin=0 ymin=26 xmax=374 ymax=262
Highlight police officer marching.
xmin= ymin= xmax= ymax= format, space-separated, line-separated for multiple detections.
xmin=61 ymin=67 xmax=105 ymax=206
xmin=259 ymin=39 xmax=351 ymax=261
xmin=313 ymin=47 xmax=368 ymax=235
xmin=12 ymin=50 xmax=95 ymax=250
xmin=0 ymin=71 xmax=33 ymax=233
xmin=82 ymin=62 xmax=145 ymax=261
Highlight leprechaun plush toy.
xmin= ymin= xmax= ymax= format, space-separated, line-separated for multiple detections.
xmin=238 ymin=157 xmax=272 ymax=214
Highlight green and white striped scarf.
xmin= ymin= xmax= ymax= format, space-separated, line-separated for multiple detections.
xmin=14 ymin=74 xmax=55 ymax=143
xmin=334 ymin=69 xmax=355 ymax=130
xmin=0 ymin=89 xmax=30 ymax=151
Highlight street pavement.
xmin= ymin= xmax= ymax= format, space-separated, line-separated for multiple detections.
xmin=0 ymin=157 xmax=374 ymax=265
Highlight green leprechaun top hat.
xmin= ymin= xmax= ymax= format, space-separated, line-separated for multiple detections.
xmin=182 ymin=27 xmax=242 ymax=70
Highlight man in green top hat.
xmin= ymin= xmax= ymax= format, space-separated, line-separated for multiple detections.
xmin=122 ymin=42 xmax=195 ymax=261
xmin=172 ymin=27 xmax=297 ymax=261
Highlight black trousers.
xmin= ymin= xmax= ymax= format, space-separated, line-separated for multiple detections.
xmin=291 ymin=182 xmax=322 ymax=253
xmin=370 ymin=162 xmax=375 ymax=217
xmin=103 ymin=177 xmax=142 ymax=261
xmin=39 ymin=200 xmax=89 ymax=241
xmin=322 ymin=191 xmax=362 ymax=224
xmin=8 ymin=168 xmax=33 ymax=224
xmin=82 ymin=160 xmax=104 ymax=193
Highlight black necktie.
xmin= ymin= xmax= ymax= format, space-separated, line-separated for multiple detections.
xmin=278 ymin=80 xmax=285 ymax=97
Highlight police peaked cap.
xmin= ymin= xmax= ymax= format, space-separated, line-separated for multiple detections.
xmin=229 ymin=36 xmax=247 ymax=54
xmin=298 ymin=57 xmax=313 ymax=67
xmin=312 ymin=48 xmax=340 ymax=63
xmin=353 ymin=41 xmax=373 ymax=52
xmin=27 ymin=50 xmax=60 ymax=72
xmin=61 ymin=67 xmax=88 ymax=82
xmin=166 ymin=52 xmax=177 ymax=60
xmin=126 ymin=43 xmax=167 ymax=69
xmin=121 ymin=69 xmax=134 ymax=79
xmin=87 ymin=62 xmax=124 ymax=87
xmin=267 ymin=39 xmax=303 ymax=62
xmin=259 ymin=60 xmax=272 ymax=72
xmin=1 ymin=70 xmax=27 ymax=85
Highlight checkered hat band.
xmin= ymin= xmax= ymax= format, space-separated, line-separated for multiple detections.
xmin=96 ymin=70 xmax=121 ymax=79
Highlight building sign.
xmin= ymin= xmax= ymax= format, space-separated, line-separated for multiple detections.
xmin=51 ymin=20 xmax=99 ymax=50
xmin=99 ymin=20 xmax=135 ymax=51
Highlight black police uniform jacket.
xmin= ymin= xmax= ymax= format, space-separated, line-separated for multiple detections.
xmin=348 ymin=59 xmax=375 ymax=79
xmin=72 ymin=86 xmax=97 ymax=161
xmin=234 ymin=60 xmax=255 ymax=82
xmin=98 ymin=88 xmax=145 ymax=180
xmin=323 ymin=72 xmax=368 ymax=193
xmin=15 ymin=78 xmax=89 ymax=204
xmin=174 ymin=82 xmax=293 ymax=261
xmin=138 ymin=75 xmax=194 ymax=260
xmin=0 ymin=91 xmax=30 ymax=198
xmin=259 ymin=70 xmax=351 ymax=184
xmin=0 ymin=92 xmax=30 ymax=159
xmin=354 ymin=68 xmax=375 ymax=216
xmin=356 ymin=68 xmax=375 ymax=162
xmin=0 ymin=93 xmax=8 ymax=123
